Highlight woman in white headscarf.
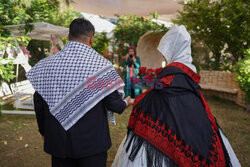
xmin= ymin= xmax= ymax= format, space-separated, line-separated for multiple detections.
xmin=112 ymin=25 xmax=240 ymax=167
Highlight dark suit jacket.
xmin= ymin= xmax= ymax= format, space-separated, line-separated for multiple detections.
xmin=33 ymin=90 xmax=126 ymax=158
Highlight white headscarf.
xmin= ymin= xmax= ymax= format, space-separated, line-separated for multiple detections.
xmin=157 ymin=25 xmax=197 ymax=73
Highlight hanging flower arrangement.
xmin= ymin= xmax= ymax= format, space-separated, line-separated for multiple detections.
xmin=135 ymin=66 xmax=163 ymax=89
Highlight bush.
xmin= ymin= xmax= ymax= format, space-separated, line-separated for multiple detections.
xmin=113 ymin=14 xmax=168 ymax=62
xmin=93 ymin=32 xmax=110 ymax=55
xmin=235 ymin=49 xmax=250 ymax=102
xmin=0 ymin=61 xmax=16 ymax=83
xmin=0 ymin=61 xmax=15 ymax=115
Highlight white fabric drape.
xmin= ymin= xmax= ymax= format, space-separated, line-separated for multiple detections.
xmin=157 ymin=25 xmax=197 ymax=73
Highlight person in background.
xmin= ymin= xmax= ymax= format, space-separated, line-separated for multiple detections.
xmin=122 ymin=46 xmax=142 ymax=98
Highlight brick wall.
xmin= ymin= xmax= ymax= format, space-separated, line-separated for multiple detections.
xmin=200 ymin=70 xmax=246 ymax=108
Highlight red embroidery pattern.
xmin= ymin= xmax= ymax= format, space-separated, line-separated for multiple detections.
xmin=167 ymin=62 xmax=201 ymax=83
xmin=128 ymin=108 xmax=226 ymax=167
xmin=128 ymin=63 xmax=226 ymax=167
xmin=160 ymin=75 xmax=174 ymax=87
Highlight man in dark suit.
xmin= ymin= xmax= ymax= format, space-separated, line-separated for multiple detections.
xmin=29 ymin=18 xmax=132 ymax=167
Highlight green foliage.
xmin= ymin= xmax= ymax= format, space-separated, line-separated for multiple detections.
xmin=0 ymin=0 xmax=81 ymax=30
xmin=150 ymin=12 xmax=159 ymax=19
xmin=27 ymin=40 xmax=50 ymax=66
xmin=0 ymin=0 xmax=81 ymax=76
xmin=93 ymin=32 xmax=110 ymax=55
xmin=222 ymin=0 xmax=249 ymax=61
xmin=174 ymin=0 xmax=249 ymax=70
xmin=113 ymin=14 xmax=168 ymax=59
xmin=0 ymin=35 xmax=31 ymax=50
xmin=235 ymin=49 xmax=250 ymax=102
xmin=0 ymin=60 xmax=16 ymax=85
xmin=25 ymin=1 xmax=81 ymax=28
xmin=0 ymin=0 xmax=81 ymax=49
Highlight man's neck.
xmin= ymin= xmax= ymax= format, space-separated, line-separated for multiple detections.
xmin=70 ymin=39 xmax=91 ymax=47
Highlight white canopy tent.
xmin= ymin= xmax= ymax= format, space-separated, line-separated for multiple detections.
xmin=80 ymin=12 xmax=116 ymax=38
xmin=80 ymin=12 xmax=118 ymax=56
xmin=5 ymin=22 xmax=69 ymax=41
xmin=152 ymin=19 xmax=173 ymax=28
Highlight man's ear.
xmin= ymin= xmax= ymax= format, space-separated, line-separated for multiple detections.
xmin=89 ymin=36 xmax=94 ymax=47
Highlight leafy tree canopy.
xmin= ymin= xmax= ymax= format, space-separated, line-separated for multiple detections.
xmin=173 ymin=0 xmax=249 ymax=70
xmin=0 ymin=0 xmax=81 ymax=47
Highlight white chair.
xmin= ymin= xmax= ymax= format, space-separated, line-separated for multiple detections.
xmin=0 ymin=82 xmax=15 ymax=105
xmin=10 ymin=80 xmax=35 ymax=110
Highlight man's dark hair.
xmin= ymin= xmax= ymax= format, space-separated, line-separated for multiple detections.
xmin=69 ymin=18 xmax=95 ymax=41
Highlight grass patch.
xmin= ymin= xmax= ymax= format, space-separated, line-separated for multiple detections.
xmin=0 ymin=97 xmax=249 ymax=167
xmin=1 ymin=103 xmax=33 ymax=111
xmin=204 ymin=96 xmax=249 ymax=165
xmin=1 ymin=103 xmax=15 ymax=110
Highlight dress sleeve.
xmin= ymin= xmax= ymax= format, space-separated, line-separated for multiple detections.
xmin=134 ymin=57 xmax=141 ymax=69
xmin=33 ymin=92 xmax=45 ymax=136
xmin=122 ymin=58 xmax=128 ymax=68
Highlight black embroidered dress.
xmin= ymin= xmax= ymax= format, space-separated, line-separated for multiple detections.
xmin=112 ymin=63 xmax=240 ymax=167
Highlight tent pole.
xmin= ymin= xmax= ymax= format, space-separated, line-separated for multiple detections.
xmin=16 ymin=64 xmax=19 ymax=83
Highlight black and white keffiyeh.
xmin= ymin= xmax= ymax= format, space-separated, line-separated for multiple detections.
xmin=27 ymin=41 xmax=124 ymax=130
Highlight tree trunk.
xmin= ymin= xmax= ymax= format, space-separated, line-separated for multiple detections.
xmin=0 ymin=104 xmax=2 ymax=117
